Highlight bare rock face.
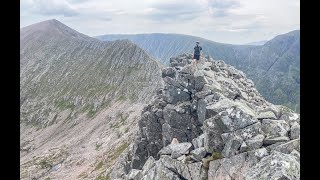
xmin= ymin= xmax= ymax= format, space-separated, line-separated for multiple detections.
xmin=245 ymin=151 xmax=300 ymax=180
xmin=111 ymin=53 xmax=300 ymax=179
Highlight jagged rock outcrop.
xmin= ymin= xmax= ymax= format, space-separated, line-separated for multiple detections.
xmin=111 ymin=53 xmax=300 ymax=180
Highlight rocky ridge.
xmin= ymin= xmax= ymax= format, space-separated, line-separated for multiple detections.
xmin=96 ymin=31 xmax=300 ymax=112
xmin=20 ymin=19 xmax=163 ymax=127
xmin=110 ymin=53 xmax=300 ymax=180
xmin=20 ymin=19 xmax=163 ymax=180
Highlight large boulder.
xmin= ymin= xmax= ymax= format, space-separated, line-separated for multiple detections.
xmin=256 ymin=110 xmax=277 ymax=120
xmin=162 ymin=67 xmax=176 ymax=78
xmin=245 ymin=134 xmax=264 ymax=150
xmin=263 ymin=136 xmax=290 ymax=146
xmin=245 ymin=151 xmax=300 ymax=180
xmin=203 ymin=117 xmax=224 ymax=153
xmin=162 ymin=104 xmax=202 ymax=146
xmin=205 ymin=98 xmax=256 ymax=120
xmin=162 ymin=81 xmax=190 ymax=104
xmin=160 ymin=155 xmax=207 ymax=180
xmin=214 ymin=106 xmax=258 ymax=133
xmin=221 ymin=134 xmax=243 ymax=158
xmin=261 ymin=119 xmax=290 ymax=138
xmin=208 ymin=152 xmax=256 ymax=180
xmin=269 ymin=138 xmax=300 ymax=154
xmin=197 ymin=99 xmax=208 ymax=124
xmin=125 ymin=169 xmax=142 ymax=180
xmin=131 ymin=140 xmax=149 ymax=169
xmin=158 ymin=142 xmax=193 ymax=158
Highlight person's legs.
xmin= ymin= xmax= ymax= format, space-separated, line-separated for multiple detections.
xmin=195 ymin=55 xmax=200 ymax=64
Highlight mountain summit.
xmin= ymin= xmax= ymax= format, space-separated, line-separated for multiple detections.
xmin=21 ymin=19 xmax=92 ymax=41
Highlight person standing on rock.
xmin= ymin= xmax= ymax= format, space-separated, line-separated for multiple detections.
xmin=193 ymin=41 xmax=202 ymax=64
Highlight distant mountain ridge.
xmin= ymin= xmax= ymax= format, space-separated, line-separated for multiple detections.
xmin=96 ymin=31 xmax=300 ymax=112
xmin=245 ymin=40 xmax=268 ymax=45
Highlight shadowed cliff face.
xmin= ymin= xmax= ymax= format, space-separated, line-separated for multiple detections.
xmin=110 ymin=54 xmax=300 ymax=180
xmin=20 ymin=19 xmax=163 ymax=180
xmin=96 ymin=31 xmax=300 ymax=112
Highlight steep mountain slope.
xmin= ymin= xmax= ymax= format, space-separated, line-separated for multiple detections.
xmin=95 ymin=31 xmax=300 ymax=112
xmin=245 ymin=30 xmax=300 ymax=111
xmin=110 ymin=54 xmax=300 ymax=180
xmin=20 ymin=19 xmax=162 ymax=126
xmin=20 ymin=19 xmax=163 ymax=179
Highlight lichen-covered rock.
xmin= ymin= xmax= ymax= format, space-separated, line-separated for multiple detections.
xmin=160 ymin=155 xmax=207 ymax=180
xmin=263 ymin=136 xmax=290 ymax=146
xmin=261 ymin=119 xmax=290 ymax=138
xmin=192 ymin=134 xmax=205 ymax=149
xmin=256 ymin=110 xmax=277 ymax=120
xmin=245 ymin=151 xmax=300 ymax=180
xmin=234 ymin=122 xmax=263 ymax=141
xmin=253 ymin=148 xmax=269 ymax=160
xmin=215 ymin=106 xmax=258 ymax=133
xmin=290 ymin=122 xmax=300 ymax=140
xmin=208 ymin=152 xmax=255 ymax=180
xmin=125 ymin=169 xmax=142 ymax=180
xmin=203 ymin=117 xmax=224 ymax=153
xmin=290 ymin=150 xmax=300 ymax=161
xmin=222 ymin=134 xmax=243 ymax=158
xmin=141 ymin=156 xmax=156 ymax=175
xmin=205 ymin=98 xmax=256 ymax=120
xmin=245 ymin=134 xmax=264 ymax=150
xmin=191 ymin=147 xmax=207 ymax=161
xmin=269 ymin=138 xmax=300 ymax=154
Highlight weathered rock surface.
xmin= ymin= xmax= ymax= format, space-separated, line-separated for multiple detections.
xmin=159 ymin=142 xmax=193 ymax=158
xmin=245 ymin=151 xmax=300 ymax=180
xmin=261 ymin=119 xmax=290 ymax=138
xmin=111 ymin=54 xmax=300 ymax=179
xmin=191 ymin=147 xmax=207 ymax=161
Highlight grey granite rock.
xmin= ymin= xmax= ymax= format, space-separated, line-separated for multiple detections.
xmin=245 ymin=151 xmax=300 ymax=180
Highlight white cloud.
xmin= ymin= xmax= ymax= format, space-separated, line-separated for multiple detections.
xmin=20 ymin=0 xmax=300 ymax=44
xmin=24 ymin=0 xmax=78 ymax=17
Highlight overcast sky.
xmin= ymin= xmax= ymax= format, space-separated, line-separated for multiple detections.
xmin=20 ymin=0 xmax=300 ymax=44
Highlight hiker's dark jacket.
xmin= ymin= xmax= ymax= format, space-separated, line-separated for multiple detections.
xmin=194 ymin=45 xmax=202 ymax=55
